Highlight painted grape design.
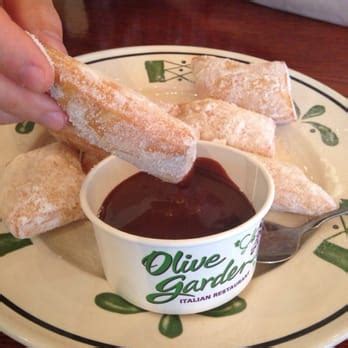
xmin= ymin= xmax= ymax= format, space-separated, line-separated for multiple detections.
xmin=95 ymin=292 xmax=246 ymax=338
xmin=0 ymin=233 xmax=32 ymax=257
xmin=200 ymin=297 xmax=246 ymax=317
xmin=304 ymin=121 xmax=339 ymax=146
xmin=15 ymin=121 xmax=35 ymax=134
xmin=314 ymin=199 xmax=348 ymax=272
xmin=95 ymin=293 xmax=145 ymax=314
xmin=302 ymin=105 xmax=326 ymax=119
xmin=296 ymin=104 xmax=339 ymax=146
xmin=159 ymin=315 xmax=183 ymax=338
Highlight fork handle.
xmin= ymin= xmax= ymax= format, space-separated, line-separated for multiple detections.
xmin=299 ymin=206 xmax=348 ymax=234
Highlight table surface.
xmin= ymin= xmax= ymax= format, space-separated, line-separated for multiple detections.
xmin=1 ymin=0 xmax=347 ymax=347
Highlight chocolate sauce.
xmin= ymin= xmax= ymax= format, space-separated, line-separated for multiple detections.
xmin=99 ymin=158 xmax=255 ymax=239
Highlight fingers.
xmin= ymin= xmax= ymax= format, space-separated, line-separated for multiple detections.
xmin=0 ymin=73 xmax=66 ymax=130
xmin=3 ymin=0 xmax=67 ymax=53
xmin=0 ymin=1 xmax=67 ymax=129
xmin=0 ymin=8 xmax=54 ymax=93
xmin=0 ymin=110 xmax=22 ymax=124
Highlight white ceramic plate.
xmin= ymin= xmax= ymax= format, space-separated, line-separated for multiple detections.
xmin=0 ymin=46 xmax=347 ymax=348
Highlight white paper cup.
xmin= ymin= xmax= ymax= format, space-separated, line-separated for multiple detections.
xmin=80 ymin=141 xmax=274 ymax=314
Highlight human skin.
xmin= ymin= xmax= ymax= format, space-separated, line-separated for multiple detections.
xmin=0 ymin=0 xmax=67 ymax=130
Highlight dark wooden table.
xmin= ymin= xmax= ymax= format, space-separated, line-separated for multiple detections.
xmin=1 ymin=0 xmax=347 ymax=347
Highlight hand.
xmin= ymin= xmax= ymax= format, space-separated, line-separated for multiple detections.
xmin=0 ymin=0 xmax=67 ymax=130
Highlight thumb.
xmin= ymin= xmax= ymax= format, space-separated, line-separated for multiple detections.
xmin=4 ymin=0 xmax=67 ymax=53
xmin=0 ymin=8 xmax=54 ymax=93
xmin=37 ymin=30 xmax=67 ymax=54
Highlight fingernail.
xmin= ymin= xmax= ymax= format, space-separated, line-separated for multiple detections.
xmin=40 ymin=30 xmax=67 ymax=53
xmin=20 ymin=64 xmax=47 ymax=92
xmin=46 ymin=111 xmax=67 ymax=130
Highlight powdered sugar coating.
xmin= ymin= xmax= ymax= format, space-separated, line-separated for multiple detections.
xmin=46 ymin=47 xmax=197 ymax=183
xmin=254 ymin=155 xmax=337 ymax=215
xmin=173 ymin=98 xmax=276 ymax=157
xmin=191 ymin=56 xmax=296 ymax=124
xmin=0 ymin=143 xmax=85 ymax=238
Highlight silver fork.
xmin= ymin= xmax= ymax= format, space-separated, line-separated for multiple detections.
xmin=257 ymin=206 xmax=348 ymax=264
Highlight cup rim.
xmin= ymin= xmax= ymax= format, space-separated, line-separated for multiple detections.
xmin=80 ymin=141 xmax=275 ymax=247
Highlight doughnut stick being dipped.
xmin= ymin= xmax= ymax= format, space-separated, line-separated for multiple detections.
xmin=45 ymin=46 xmax=197 ymax=183
xmin=191 ymin=56 xmax=296 ymax=124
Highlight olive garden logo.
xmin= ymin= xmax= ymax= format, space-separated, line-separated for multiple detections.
xmin=142 ymin=249 xmax=256 ymax=305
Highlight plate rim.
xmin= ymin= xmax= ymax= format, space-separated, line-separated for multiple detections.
xmin=1 ymin=45 xmax=347 ymax=348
